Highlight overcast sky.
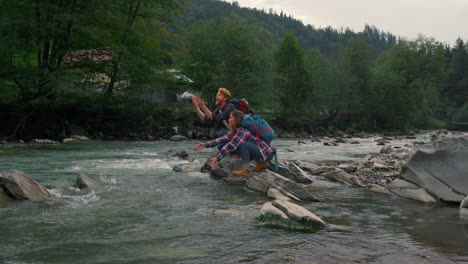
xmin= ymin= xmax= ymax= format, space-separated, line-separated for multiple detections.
xmin=225 ymin=0 xmax=467 ymax=46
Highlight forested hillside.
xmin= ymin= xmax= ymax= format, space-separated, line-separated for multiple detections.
xmin=0 ymin=0 xmax=466 ymax=140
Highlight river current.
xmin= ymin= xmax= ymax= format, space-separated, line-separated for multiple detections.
xmin=0 ymin=136 xmax=467 ymax=264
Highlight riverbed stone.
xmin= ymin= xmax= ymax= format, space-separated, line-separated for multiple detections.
xmin=256 ymin=171 xmax=320 ymax=202
xmin=75 ymin=173 xmax=106 ymax=193
xmin=71 ymin=135 xmax=89 ymax=141
xmin=62 ymin=138 xmax=76 ymax=143
xmin=288 ymin=162 xmax=313 ymax=183
xmin=460 ymin=196 xmax=468 ymax=219
xmin=389 ymin=188 xmax=437 ymax=203
xmin=368 ymin=184 xmax=390 ymax=195
xmin=173 ymin=150 xmax=189 ymax=159
xmin=272 ymin=199 xmax=329 ymax=231
xmin=218 ymin=155 xmax=243 ymax=172
xmin=0 ymin=170 xmax=50 ymax=200
xmin=246 ymin=176 xmax=269 ymax=194
xmin=169 ymin=135 xmax=188 ymax=141
xmin=32 ymin=139 xmax=59 ymax=144
xmin=0 ymin=181 xmax=14 ymax=202
xmin=173 ymin=162 xmax=202 ymax=173
xmin=338 ymin=163 xmax=357 ymax=173
xmin=400 ymin=136 xmax=468 ymax=202
xmin=260 ymin=201 xmax=288 ymax=219
xmin=223 ymin=175 xmax=246 ymax=185
xmin=321 ymin=168 xmax=364 ymax=187
xmin=296 ymin=160 xmax=320 ymax=173
xmin=267 ymin=188 xmax=298 ymax=201
xmin=386 ymin=179 xmax=419 ymax=190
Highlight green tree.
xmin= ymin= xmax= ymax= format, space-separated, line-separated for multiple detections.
xmin=274 ymin=33 xmax=309 ymax=116
xmin=332 ymin=38 xmax=373 ymax=127
xmin=183 ymin=17 xmax=273 ymax=108
xmin=369 ymin=36 xmax=447 ymax=128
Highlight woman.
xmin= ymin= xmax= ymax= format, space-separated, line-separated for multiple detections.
xmin=194 ymin=110 xmax=275 ymax=178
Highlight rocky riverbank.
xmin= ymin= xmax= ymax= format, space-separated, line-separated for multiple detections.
xmin=173 ymin=130 xmax=468 ymax=231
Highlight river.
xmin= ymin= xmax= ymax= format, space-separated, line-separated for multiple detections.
xmin=0 ymin=136 xmax=467 ymax=264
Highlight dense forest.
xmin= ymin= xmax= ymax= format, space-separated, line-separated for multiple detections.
xmin=0 ymin=0 xmax=467 ymax=140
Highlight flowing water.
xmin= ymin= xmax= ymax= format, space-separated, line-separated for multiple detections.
xmin=0 ymin=136 xmax=467 ymax=264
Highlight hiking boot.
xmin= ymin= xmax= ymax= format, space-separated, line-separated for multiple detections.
xmin=232 ymin=169 xmax=251 ymax=179
xmin=252 ymin=161 xmax=269 ymax=172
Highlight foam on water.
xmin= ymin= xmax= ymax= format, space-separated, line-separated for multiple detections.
xmin=48 ymin=187 xmax=100 ymax=208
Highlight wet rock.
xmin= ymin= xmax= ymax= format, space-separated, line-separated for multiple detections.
xmin=256 ymin=171 xmax=320 ymax=202
xmin=333 ymin=138 xmax=347 ymax=144
xmin=210 ymin=167 xmax=231 ymax=179
xmin=386 ymin=179 xmax=419 ymax=189
xmin=219 ymin=155 xmax=243 ymax=172
xmin=401 ymin=136 xmax=468 ymax=202
xmin=173 ymin=162 xmax=202 ymax=173
xmin=460 ymin=196 xmax=468 ymax=219
xmin=75 ymin=173 xmax=106 ymax=193
xmin=267 ymin=188 xmax=298 ymax=201
xmin=321 ymin=168 xmax=364 ymax=187
xmin=260 ymin=201 xmax=288 ymax=219
xmin=338 ymin=163 xmax=357 ymax=173
xmin=380 ymin=146 xmax=394 ymax=154
xmin=223 ymin=175 xmax=246 ymax=185
xmin=0 ymin=177 xmax=14 ymax=202
xmin=373 ymin=163 xmax=390 ymax=170
xmin=296 ymin=161 xmax=320 ymax=173
xmin=62 ymin=138 xmax=76 ymax=143
xmin=32 ymin=139 xmax=59 ymax=144
xmin=390 ymin=188 xmax=437 ymax=203
xmin=71 ymin=135 xmax=89 ymax=141
xmin=169 ymin=135 xmax=188 ymax=141
xmin=368 ymin=184 xmax=390 ymax=195
xmin=0 ymin=170 xmax=50 ymax=200
xmin=386 ymin=179 xmax=437 ymax=203
xmin=173 ymin=150 xmax=189 ymax=159
xmin=246 ymin=176 xmax=269 ymax=194
xmin=272 ymin=199 xmax=329 ymax=231
xmin=288 ymin=162 xmax=313 ymax=183
xmin=267 ymin=160 xmax=312 ymax=183
xmin=310 ymin=166 xmax=335 ymax=175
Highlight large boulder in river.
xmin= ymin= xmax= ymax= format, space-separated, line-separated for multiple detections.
xmin=0 ymin=170 xmax=50 ymax=200
xmin=400 ymin=136 xmax=468 ymax=202
xmin=460 ymin=196 xmax=468 ymax=219
xmin=0 ymin=175 xmax=14 ymax=202
xmin=75 ymin=173 xmax=106 ymax=193
xmin=173 ymin=162 xmax=202 ymax=173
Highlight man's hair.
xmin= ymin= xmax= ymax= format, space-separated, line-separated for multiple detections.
xmin=218 ymin=87 xmax=231 ymax=100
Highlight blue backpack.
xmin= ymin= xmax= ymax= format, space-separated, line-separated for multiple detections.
xmin=241 ymin=114 xmax=275 ymax=143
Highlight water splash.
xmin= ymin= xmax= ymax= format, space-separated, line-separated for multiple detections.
xmin=176 ymin=91 xmax=196 ymax=103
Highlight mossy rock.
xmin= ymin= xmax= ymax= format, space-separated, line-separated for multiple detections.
xmin=254 ymin=213 xmax=326 ymax=233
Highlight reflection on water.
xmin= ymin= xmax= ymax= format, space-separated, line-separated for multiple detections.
xmin=0 ymin=137 xmax=467 ymax=264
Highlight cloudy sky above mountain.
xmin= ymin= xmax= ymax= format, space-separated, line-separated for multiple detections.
xmin=226 ymin=0 xmax=467 ymax=45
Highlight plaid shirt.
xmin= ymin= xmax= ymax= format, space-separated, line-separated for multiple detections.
xmin=205 ymin=127 xmax=275 ymax=161
xmin=209 ymin=102 xmax=236 ymax=129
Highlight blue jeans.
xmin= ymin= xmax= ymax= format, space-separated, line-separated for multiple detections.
xmin=238 ymin=141 xmax=274 ymax=162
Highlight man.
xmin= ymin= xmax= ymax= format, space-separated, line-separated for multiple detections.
xmin=192 ymin=87 xmax=236 ymax=136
